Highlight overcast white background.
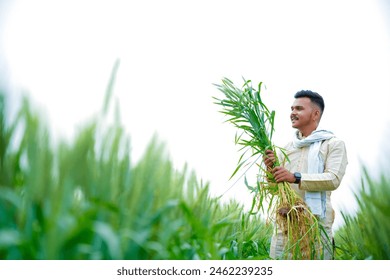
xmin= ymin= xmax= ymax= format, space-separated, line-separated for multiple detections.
xmin=1 ymin=0 xmax=390 ymax=230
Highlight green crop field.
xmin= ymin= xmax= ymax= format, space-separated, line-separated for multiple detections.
xmin=1 ymin=67 xmax=389 ymax=260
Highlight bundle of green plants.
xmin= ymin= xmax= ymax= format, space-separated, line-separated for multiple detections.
xmin=334 ymin=167 xmax=390 ymax=260
xmin=0 ymin=66 xmax=272 ymax=260
xmin=213 ymin=77 xmax=323 ymax=259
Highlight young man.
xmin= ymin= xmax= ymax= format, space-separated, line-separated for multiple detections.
xmin=263 ymin=90 xmax=348 ymax=259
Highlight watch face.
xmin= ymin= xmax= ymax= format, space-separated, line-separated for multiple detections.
xmin=294 ymin=172 xmax=301 ymax=183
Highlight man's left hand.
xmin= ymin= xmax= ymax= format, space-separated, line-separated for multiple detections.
xmin=272 ymin=166 xmax=296 ymax=183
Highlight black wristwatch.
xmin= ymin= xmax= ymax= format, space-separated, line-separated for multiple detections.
xmin=293 ymin=172 xmax=301 ymax=184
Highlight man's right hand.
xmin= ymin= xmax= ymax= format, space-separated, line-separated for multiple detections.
xmin=263 ymin=149 xmax=276 ymax=170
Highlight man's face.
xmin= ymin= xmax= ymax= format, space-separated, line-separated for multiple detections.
xmin=290 ymin=97 xmax=316 ymax=130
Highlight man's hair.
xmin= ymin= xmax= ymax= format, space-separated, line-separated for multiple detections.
xmin=294 ymin=90 xmax=325 ymax=115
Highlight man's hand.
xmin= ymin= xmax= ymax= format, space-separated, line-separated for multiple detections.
xmin=263 ymin=150 xmax=276 ymax=171
xmin=272 ymin=166 xmax=296 ymax=184
xmin=263 ymin=150 xmax=296 ymax=184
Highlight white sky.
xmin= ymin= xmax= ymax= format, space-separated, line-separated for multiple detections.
xmin=1 ymin=0 xmax=390 ymax=229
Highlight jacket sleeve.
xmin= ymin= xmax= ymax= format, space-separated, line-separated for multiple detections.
xmin=299 ymin=138 xmax=348 ymax=191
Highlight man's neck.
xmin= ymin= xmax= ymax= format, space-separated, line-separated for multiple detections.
xmin=299 ymin=126 xmax=318 ymax=137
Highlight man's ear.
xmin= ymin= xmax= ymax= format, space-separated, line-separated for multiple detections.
xmin=313 ymin=108 xmax=321 ymax=122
